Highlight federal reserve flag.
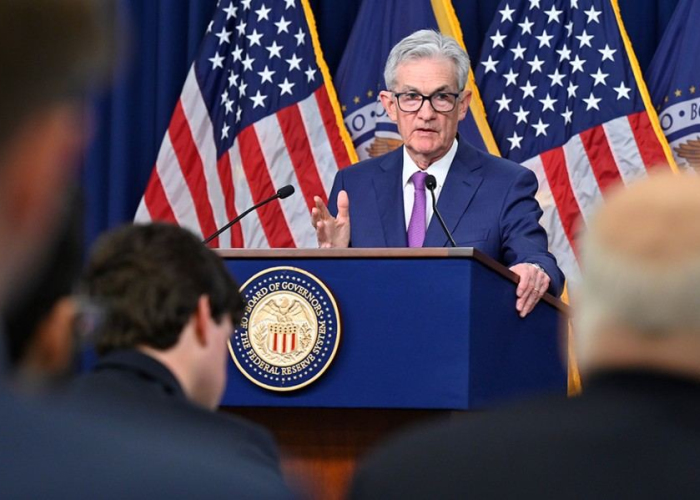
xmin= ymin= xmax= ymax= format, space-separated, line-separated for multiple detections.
xmin=476 ymin=0 xmax=676 ymax=285
xmin=135 ymin=0 xmax=356 ymax=248
xmin=646 ymin=0 xmax=700 ymax=172
xmin=335 ymin=0 xmax=499 ymax=161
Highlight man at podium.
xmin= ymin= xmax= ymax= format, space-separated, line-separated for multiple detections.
xmin=312 ymin=30 xmax=563 ymax=317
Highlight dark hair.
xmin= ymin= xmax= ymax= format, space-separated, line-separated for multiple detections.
xmin=4 ymin=187 xmax=84 ymax=366
xmin=0 ymin=0 xmax=114 ymax=151
xmin=82 ymin=223 xmax=244 ymax=355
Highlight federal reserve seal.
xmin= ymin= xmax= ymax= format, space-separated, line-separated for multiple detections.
xmin=229 ymin=266 xmax=341 ymax=391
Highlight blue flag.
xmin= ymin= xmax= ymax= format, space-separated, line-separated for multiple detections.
xmin=646 ymin=0 xmax=700 ymax=171
xmin=334 ymin=0 xmax=499 ymax=161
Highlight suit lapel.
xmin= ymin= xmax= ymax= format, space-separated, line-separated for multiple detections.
xmin=424 ymin=141 xmax=484 ymax=247
xmin=372 ymin=148 xmax=407 ymax=247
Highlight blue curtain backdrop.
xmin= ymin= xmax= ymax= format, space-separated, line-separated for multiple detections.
xmin=83 ymin=0 xmax=679 ymax=247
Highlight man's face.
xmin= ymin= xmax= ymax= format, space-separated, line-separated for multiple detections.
xmin=200 ymin=312 xmax=234 ymax=410
xmin=380 ymin=57 xmax=471 ymax=169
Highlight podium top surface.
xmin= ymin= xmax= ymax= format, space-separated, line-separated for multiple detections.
xmin=215 ymin=247 xmax=568 ymax=313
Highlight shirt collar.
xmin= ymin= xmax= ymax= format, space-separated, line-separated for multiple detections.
xmin=402 ymin=139 xmax=459 ymax=189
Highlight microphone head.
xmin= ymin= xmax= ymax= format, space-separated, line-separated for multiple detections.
xmin=425 ymin=174 xmax=437 ymax=191
xmin=277 ymin=185 xmax=295 ymax=199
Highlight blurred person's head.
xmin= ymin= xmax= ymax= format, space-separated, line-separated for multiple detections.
xmin=0 ymin=0 xmax=112 ymax=307
xmin=82 ymin=223 xmax=244 ymax=409
xmin=4 ymin=188 xmax=85 ymax=385
xmin=575 ymin=171 xmax=700 ymax=380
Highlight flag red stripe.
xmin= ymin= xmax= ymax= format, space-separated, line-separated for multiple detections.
xmin=277 ymin=104 xmax=327 ymax=210
xmin=315 ymin=85 xmax=352 ymax=169
xmin=168 ymin=100 xmax=219 ymax=245
xmin=579 ymin=125 xmax=622 ymax=194
xmin=143 ymin=170 xmax=178 ymax=223
xmin=215 ymin=152 xmax=244 ymax=247
xmin=540 ymin=147 xmax=581 ymax=255
xmin=628 ymin=111 xmax=669 ymax=171
xmin=237 ymin=126 xmax=296 ymax=247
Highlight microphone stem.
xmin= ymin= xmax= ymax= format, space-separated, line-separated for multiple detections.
xmin=428 ymin=188 xmax=457 ymax=248
xmin=202 ymin=193 xmax=279 ymax=245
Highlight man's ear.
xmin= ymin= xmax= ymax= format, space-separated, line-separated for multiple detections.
xmin=458 ymin=89 xmax=472 ymax=121
xmin=193 ymin=295 xmax=213 ymax=347
xmin=379 ymin=90 xmax=398 ymax=123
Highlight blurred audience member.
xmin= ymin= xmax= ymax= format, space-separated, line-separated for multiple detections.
xmin=4 ymin=188 xmax=84 ymax=389
xmin=68 ymin=223 xmax=290 ymax=483
xmin=0 ymin=1 xmax=293 ymax=497
xmin=349 ymin=172 xmax=700 ymax=499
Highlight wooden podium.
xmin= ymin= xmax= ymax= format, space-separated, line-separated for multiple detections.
xmin=217 ymin=248 xmax=567 ymax=499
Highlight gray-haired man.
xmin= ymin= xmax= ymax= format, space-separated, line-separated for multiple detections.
xmin=311 ymin=30 xmax=563 ymax=317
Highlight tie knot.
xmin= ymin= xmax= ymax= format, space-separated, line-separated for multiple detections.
xmin=411 ymin=171 xmax=428 ymax=190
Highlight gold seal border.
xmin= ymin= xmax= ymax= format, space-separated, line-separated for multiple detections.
xmin=228 ymin=266 xmax=342 ymax=392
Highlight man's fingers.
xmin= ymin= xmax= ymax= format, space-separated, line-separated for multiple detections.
xmin=514 ymin=265 xmax=535 ymax=297
xmin=313 ymin=196 xmax=331 ymax=217
xmin=516 ymin=287 xmax=532 ymax=312
xmin=519 ymin=272 xmax=549 ymax=317
xmin=337 ymin=190 xmax=350 ymax=220
xmin=535 ymin=274 xmax=550 ymax=296
xmin=520 ymin=290 xmax=539 ymax=317
xmin=315 ymin=220 xmax=331 ymax=248
xmin=310 ymin=207 xmax=320 ymax=228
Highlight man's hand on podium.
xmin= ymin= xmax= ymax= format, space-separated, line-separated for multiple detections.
xmin=510 ymin=263 xmax=550 ymax=318
xmin=312 ymin=190 xmax=350 ymax=248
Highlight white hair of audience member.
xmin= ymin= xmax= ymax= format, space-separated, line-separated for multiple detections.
xmin=383 ymin=29 xmax=471 ymax=91
xmin=575 ymin=172 xmax=700 ymax=364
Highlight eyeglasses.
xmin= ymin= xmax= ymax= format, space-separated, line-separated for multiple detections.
xmin=393 ymin=91 xmax=461 ymax=113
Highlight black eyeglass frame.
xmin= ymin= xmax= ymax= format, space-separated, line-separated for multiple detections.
xmin=392 ymin=91 xmax=462 ymax=113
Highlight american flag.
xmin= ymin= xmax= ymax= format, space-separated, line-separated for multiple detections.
xmin=135 ymin=0 xmax=356 ymax=248
xmin=476 ymin=0 xmax=676 ymax=286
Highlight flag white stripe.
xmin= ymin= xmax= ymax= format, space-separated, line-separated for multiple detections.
xmin=297 ymin=93 xmax=339 ymax=195
xmin=181 ymin=69 xmax=231 ymax=248
xmin=253 ymin=114 xmax=314 ymax=248
xmin=523 ymin=155 xmax=581 ymax=285
xmin=228 ymin=143 xmax=269 ymax=248
xmin=562 ymin=133 xmax=603 ymax=225
xmin=602 ymin=116 xmax=648 ymax=187
xmin=134 ymin=196 xmax=152 ymax=222
xmin=155 ymin=134 xmax=202 ymax=237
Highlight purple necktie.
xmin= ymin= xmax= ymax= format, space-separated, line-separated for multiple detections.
xmin=407 ymin=171 xmax=428 ymax=247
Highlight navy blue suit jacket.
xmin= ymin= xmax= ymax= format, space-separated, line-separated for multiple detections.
xmin=328 ymin=140 xmax=564 ymax=296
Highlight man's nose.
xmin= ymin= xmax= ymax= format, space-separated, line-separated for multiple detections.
xmin=417 ymin=99 xmax=437 ymax=120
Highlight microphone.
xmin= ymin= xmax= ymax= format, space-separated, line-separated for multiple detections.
xmin=202 ymin=184 xmax=295 ymax=245
xmin=425 ymin=175 xmax=457 ymax=248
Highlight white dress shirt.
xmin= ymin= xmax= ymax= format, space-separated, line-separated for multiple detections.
xmin=402 ymin=139 xmax=459 ymax=230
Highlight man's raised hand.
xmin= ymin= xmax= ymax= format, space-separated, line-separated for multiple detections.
xmin=311 ymin=190 xmax=351 ymax=248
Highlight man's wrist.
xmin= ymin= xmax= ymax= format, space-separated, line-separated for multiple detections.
xmin=526 ymin=262 xmax=545 ymax=274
